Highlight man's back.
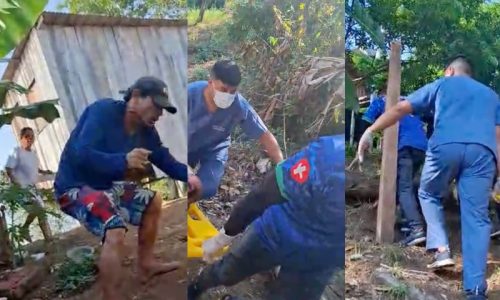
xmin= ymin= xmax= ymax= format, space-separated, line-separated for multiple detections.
xmin=409 ymin=76 xmax=499 ymax=157
xmin=253 ymin=135 xmax=344 ymax=269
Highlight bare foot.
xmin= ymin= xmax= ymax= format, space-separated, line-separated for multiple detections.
xmin=138 ymin=261 xmax=181 ymax=283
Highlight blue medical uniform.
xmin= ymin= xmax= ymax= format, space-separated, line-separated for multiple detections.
xmin=407 ymin=75 xmax=500 ymax=293
xmin=188 ymin=81 xmax=268 ymax=199
xmin=253 ymin=135 xmax=345 ymax=270
xmin=363 ymin=96 xmax=428 ymax=229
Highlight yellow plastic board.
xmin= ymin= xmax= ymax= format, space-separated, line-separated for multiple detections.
xmin=187 ymin=203 xmax=228 ymax=258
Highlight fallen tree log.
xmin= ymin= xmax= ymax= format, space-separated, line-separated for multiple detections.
xmin=346 ymin=169 xmax=380 ymax=201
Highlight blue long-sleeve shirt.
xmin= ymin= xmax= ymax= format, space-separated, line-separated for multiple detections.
xmin=54 ymin=99 xmax=186 ymax=198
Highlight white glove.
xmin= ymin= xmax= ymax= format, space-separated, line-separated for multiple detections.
xmin=357 ymin=129 xmax=374 ymax=163
xmin=202 ymin=228 xmax=235 ymax=263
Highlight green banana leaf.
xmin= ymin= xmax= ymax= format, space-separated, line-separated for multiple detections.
xmin=0 ymin=0 xmax=47 ymax=58
xmin=0 ymin=99 xmax=60 ymax=128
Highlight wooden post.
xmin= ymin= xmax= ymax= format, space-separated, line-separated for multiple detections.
xmin=376 ymin=41 xmax=401 ymax=243
xmin=349 ymin=109 xmax=355 ymax=146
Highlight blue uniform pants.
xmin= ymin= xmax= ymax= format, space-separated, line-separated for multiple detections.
xmin=194 ymin=226 xmax=339 ymax=300
xmin=418 ymin=143 xmax=495 ymax=293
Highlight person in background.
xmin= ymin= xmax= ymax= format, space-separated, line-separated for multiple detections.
xmin=188 ymin=60 xmax=283 ymax=203
xmin=188 ymin=135 xmax=344 ymax=300
xmin=359 ymin=84 xmax=428 ymax=247
xmin=54 ymin=77 xmax=191 ymax=300
xmin=5 ymin=127 xmax=53 ymax=243
xmin=358 ymin=55 xmax=500 ymax=300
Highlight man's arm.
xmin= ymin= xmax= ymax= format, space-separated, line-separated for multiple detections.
xmin=223 ymin=169 xmax=285 ymax=236
xmin=258 ymin=131 xmax=283 ymax=163
xmin=367 ymin=100 xmax=413 ymax=132
xmin=239 ymin=100 xmax=283 ymax=163
xmin=149 ymin=147 xmax=187 ymax=182
xmin=4 ymin=148 xmax=19 ymax=184
xmin=5 ymin=168 xmax=16 ymax=184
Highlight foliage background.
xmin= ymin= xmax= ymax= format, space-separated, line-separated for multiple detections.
xmin=346 ymin=0 xmax=499 ymax=105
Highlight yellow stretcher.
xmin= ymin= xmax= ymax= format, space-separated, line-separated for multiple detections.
xmin=187 ymin=203 xmax=229 ymax=258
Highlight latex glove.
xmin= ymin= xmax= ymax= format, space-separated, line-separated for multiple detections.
xmin=493 ymin=177 xmax=500 ymax=203
xmin=202 ymin=228 xmax=235 ymax=263
xmin=357 ymin=128 xmax=374 ymax=163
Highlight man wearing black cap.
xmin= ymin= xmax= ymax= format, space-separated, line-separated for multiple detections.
xmin=188 ymin=60 xmax=283 ymax=203
xmin=54 ymin=76 xmax=189 ymax=299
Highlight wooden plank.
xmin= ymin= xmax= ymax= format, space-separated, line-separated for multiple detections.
xmin=102 ymin=27 xmax=128 ymax=98
xmin=37 ymin=26 xmax=78 ymax=129
xmin=113 ymin=26 xmax=148 ymax=84
xmin=376 ymin=41 xmax=402 ymax=243
xmin=153 ymin=26 xmax=188 ymax=163
xmin=75 ymin=26 xmax=114 ymax=100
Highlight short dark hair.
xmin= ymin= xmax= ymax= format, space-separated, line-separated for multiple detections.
xmin=211 ymin=60 xmax=241 ymax=87
xmin=20 ymin=127 xmax=34 ymax=137
xmin=445 ymin=54 xmax=473 ymax=75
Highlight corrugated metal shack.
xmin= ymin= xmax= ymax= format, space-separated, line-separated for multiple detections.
xmin=2 ymin=12 xmax=187 ymax=186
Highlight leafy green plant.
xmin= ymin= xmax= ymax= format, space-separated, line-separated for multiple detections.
xmin=383 ymin=245 xmax=404 ymax=267
xmin=0 ymin=173 xmax=61 ymax=267
xmin=0 ymin=7 xmax=61 ymax=129
xmin=190 ymin=65 xmax=210 ymax=82
xmin=387 ymin=283 xmax=408 ymax=299
xmin=55 ymin=256 xmax=97 ymax=293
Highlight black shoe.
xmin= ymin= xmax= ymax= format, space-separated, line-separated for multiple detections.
xmin=188 ymin=283 xmax=202 ymax=300
xmin=400 ymin=228 xmax=426 ymax=247
xmin=427 ymin=249 xmax=455 ymax=269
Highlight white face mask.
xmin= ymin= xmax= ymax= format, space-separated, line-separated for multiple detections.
xmin=213 ymin=90 xmax=236 ymax=109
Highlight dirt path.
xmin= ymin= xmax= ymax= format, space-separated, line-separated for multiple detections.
xmin=26 ymin=199 xmax=187 ymax=300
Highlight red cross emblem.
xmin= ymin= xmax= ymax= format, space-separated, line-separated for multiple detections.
xmin=290 ymin=159 xmax=310 ymax=184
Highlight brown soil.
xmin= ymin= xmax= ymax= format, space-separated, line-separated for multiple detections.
xmin=346 ymin=156 xmax=500 ymax=299
xmin=24 ymin=198 xmax=187 ymax=300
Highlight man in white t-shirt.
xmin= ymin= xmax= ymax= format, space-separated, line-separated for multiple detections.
xmin=5 ymin=127 xmax=53 ymax=242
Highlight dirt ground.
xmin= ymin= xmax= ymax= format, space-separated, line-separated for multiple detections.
xmin=346 ymin=156 xmax=500 ymax=299
xmin=24 ymin=198 xmax=187 ymax=300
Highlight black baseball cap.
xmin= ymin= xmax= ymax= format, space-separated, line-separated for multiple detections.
xmin=126 ymin=76 xmax=177 ymax=114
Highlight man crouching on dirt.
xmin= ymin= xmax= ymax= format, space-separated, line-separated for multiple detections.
xmin=54 ymin=77 xmax=192 ymax=300
xmin=187 ymin=60 xmax=283 ymax=203
xmin=358 ymin=56 xmax=500 ymax=300
xmin=188 ymin=135 xmax=345 ymax=300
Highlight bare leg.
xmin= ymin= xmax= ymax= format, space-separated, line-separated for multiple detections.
xmin=22 ymin=213 xmax=36 ymax=228
xmin=137 ymin=194 xmax=180 ymax=283
xmin=20 ymin=213 xmax=36 ymax=242
xmin=37 ymin=215 xmax=53 ymax=242
xmin=99 ymin=228 xmax=126 ymax=300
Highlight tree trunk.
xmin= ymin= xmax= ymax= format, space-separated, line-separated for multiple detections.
xmin=0 ymin=206 xmax=13 ymax=268
xmin=196 ymin=0 xmax=214 ymax=24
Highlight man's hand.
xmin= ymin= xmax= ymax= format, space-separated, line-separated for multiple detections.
xmin=188 ymin=175 xmax=202 ymax=205
xmin=126 ymin=148 xmax=151 ymax=170
xmin=357 ymin=128 xmax=374 ymax=163
xmin=202 ymin=228 xmax=235 ymax=263
xmin=493 ymin=177 xmax=500 ymax=203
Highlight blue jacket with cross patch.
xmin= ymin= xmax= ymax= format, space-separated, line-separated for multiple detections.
xmin=252 ymin=135 xmax=345 ymax=268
